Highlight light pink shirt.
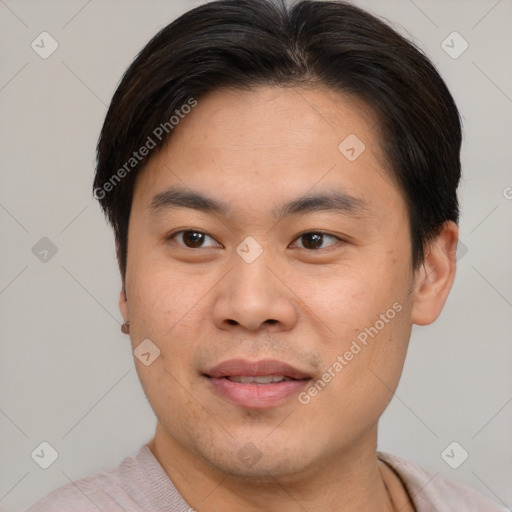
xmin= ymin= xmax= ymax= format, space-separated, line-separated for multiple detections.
xmin=25 ymin=443 xmax=507 ymax=511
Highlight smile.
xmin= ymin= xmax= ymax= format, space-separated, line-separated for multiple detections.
xmin=204 ymin=359 xmax=312 ymax=409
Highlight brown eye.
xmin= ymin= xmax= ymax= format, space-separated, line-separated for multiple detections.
xmin=293 ymin=232 xmax=340 ymax=250
xmin=171 ymin=230 xmax=220 ymax=248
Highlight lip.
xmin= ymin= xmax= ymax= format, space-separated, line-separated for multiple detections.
xmin=204 ymin=358 xmax=312 ymax=409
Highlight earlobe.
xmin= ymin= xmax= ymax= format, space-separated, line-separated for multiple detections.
xmin=411 ymin=221 xmax=459 ymax=326
xmin=119 ymin=286 xmax=129 ymax=322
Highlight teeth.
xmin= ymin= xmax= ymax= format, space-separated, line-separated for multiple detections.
xmin=228 ymin=375 xmax=290 ymax=384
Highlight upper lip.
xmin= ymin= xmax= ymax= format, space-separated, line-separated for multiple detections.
xmin=205 ymin=359 xmax=311 ymax=380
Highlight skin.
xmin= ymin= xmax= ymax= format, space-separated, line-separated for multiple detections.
xmin=119 ymin=85 xmax=458 ymax=512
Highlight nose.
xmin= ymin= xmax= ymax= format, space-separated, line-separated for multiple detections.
xmin=212 ymin=250 xmax=298 ymax=333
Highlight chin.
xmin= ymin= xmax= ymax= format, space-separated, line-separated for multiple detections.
xmin=209 ymin=453 xmax=305 ymax=481
xmin=195 ymin=435 xmax=316 ymax=481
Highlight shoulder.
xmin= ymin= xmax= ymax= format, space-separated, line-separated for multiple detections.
xmin=24 ymin=471 xmax=124 ymax=512
xmin=378 ymin=451 xmax=508 ymax=512
xmin=24 ymin=450 xmax=142 ymax=512
xmin=24 ymin=443 xmax=187 ymax=512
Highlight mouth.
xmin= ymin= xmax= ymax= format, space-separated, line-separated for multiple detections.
xmin=204 ymin=359 xmax=312 ymax=409
xmin=225 ymin=375 xmax=297 ymax=384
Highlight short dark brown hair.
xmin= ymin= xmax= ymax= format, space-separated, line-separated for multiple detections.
xmin=93 ymin=0 xmax=462 ymax=279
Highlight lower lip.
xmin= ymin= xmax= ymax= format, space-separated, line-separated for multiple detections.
xmin=207 ymin=377 xmax=310 ymax=409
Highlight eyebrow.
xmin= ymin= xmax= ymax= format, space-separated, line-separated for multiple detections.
xmin=148 ymin=185 xmax=370 ymax=220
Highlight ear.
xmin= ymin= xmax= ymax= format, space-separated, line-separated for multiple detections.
xmin=119 ymin=283 xmax=129 ymax=323
xmin=411 ymin=221 xmax=459 ymax=326
xmin=116 ymin=240 xmax=129 ymax=322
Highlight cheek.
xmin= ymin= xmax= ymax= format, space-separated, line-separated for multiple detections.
xmin=296 ymin=262 xmax=406 ymax=340
xmin=125 ymin=269 xmax=209 ymax=401
xmin=128 ymin=256 xmax=208 ymax=333
xmin=298 ymin=258 xmax=412 ymax=391
xmin=300 ymin=309 xmax=412 ymax=441
xmin=135 ymin=358 xmax=205 ymax=441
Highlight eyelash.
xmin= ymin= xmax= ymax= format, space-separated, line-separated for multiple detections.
xmin=166 ymin=229 xmax=344 ymax=251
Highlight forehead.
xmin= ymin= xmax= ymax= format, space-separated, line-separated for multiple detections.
xmin=169 ymin=85 xmax=382 ymax=160
xmin=131 ymin=85 xmax=403 ymax=219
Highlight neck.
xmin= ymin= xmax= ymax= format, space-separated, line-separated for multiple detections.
xmin=148 ymin=423 xmax=402 ymax=512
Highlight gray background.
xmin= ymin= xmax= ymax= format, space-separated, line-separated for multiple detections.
xmin=0 ymin=0 xmax=511 ymax=511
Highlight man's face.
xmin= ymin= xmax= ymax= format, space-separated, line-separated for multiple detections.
xmin=122 ymin=86 xmax=420 ymax=478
